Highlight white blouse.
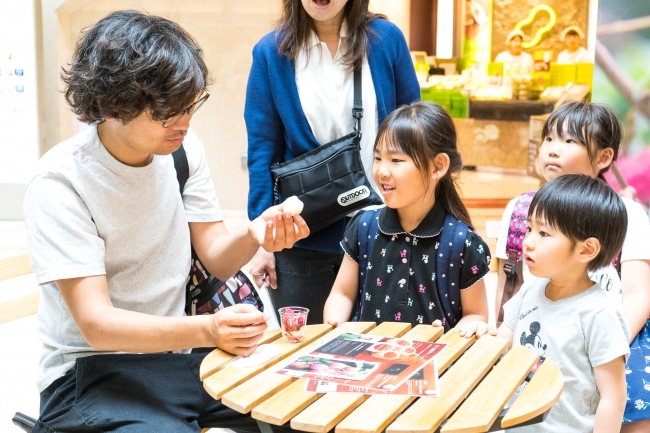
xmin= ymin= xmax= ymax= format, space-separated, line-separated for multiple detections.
xmin=295 ymin=22 xmax=379 ymax=193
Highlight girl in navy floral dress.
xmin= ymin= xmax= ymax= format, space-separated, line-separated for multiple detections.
xmin=324 ymin=102 xmax=491 ymax=338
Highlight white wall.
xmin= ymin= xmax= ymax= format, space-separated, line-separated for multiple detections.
xmin=0 ymin=0 xmax=39 ymax=220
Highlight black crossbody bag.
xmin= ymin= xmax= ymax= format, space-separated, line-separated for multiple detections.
xmin=270 ymin=69 xmax=383 ymax=233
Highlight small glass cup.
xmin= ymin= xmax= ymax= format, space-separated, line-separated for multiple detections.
xmin=278 ymin=307 xmax=309 ymax=343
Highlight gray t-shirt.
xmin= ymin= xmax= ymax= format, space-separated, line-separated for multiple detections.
xmin=503 ymin=278 xmax=630 ymax=432
xmin=24 ymin=126 xmax=222 ymax=392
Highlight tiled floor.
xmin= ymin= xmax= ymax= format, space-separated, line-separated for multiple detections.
xmin=0 ymin=217 xmax=498 ymax=432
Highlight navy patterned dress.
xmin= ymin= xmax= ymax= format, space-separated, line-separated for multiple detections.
xmin=341 ymin=204 xmax=491 ymax=329
xmin=624 ymin=319 xmax=650 ymax=423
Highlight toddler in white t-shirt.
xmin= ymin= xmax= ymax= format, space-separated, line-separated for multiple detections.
xmin=494 ymin=174 xmax=630 ymax=432
xmin=494 ymin=101 xmax=650 ymax=431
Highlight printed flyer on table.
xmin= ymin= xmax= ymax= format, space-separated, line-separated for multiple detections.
xmin=274 ymin=332 xmax=448 ymax=395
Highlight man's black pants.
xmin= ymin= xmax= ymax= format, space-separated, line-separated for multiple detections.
xmin=34 ymin=352 xmax=296 ymax=433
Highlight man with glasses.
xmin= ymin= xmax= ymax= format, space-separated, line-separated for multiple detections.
xmin=23 ymin=10 xmax=308 ymax=433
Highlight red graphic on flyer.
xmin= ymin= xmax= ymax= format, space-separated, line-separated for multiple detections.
xmin=304 ymin=358 xmax=441 ymax=397
xmin=275 ymin=332 xmax=447 ymax=392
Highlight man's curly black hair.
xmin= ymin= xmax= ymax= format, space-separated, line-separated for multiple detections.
xmin=62 ymin=10 xmax=210 ymax=124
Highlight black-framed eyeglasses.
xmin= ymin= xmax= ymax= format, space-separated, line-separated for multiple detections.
xmin=162 ymin=92 xmax=210 ymax=128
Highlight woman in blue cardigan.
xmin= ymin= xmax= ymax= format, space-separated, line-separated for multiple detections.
xmin=245 ymin=0 xmax=420 ymax=324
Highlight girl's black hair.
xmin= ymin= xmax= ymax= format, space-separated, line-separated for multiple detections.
xmin=374 ymin=101 xmax=472 ymax=228
xmin=62 ymin=10 xmax=210 ymax=124
xmin=276 ymin=0 xmax=385 ymax=71
xmin=541 ymin=101 xmax=622 ymax=178
xmin=529 ymin=174 xmax=627 ymax=271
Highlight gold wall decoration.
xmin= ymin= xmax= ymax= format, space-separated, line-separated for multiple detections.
xmin=491 ymin=0 xmax=588 ymax=62
xmin=514 ymin=5 xmax=557 ymax=48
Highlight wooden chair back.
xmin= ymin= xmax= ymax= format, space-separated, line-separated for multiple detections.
xmin=0 ymin=254 xmax=39 ymax=324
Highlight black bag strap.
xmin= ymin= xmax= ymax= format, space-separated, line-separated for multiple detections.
xmin=172 ymin=144 xmax=189 ymax=194
xmin=353 ymin=68 xmax=363 ymax=134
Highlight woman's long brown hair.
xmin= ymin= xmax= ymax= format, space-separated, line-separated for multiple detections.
xmin=375 ymin=102 xmax=473 ymax=228
xmin=276 ymin=0 xmax=384 ymax=71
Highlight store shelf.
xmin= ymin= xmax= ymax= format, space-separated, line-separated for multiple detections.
xmin=468 ymin=100 xmax=554 ymax=121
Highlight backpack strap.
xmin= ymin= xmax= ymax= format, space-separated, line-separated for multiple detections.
xmin=612 ymin=251 xmax=622 ymax=276
xmin=437 ymin=213 xmax=469 ymax=328
xmin=172 ymin=145 xmax=189 ymax=194
xmin=504 ymin=190 xmax=537 ymax=264
xmin=353 ymin=209 xmax=380 ymax=321
xmin=498 ymin=190 xmax=536 ymax=326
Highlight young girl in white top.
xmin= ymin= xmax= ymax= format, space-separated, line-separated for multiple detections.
xmin=494 ymin=101 xmax=650 ymax=432
xmin=324 ymin=102 xmax=491 ymax=337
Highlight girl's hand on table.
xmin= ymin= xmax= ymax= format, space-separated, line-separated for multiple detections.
xmin=457 ymin=320 xmax=490 ymax=338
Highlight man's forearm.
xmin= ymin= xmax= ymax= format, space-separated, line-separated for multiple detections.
xmin=205 ymin=225 xmax=260 ymax=280
xmin=81 ymin=306 xmax=216 ymax=352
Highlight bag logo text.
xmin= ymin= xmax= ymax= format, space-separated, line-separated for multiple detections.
xmin=338 ymin=186 xmax=370 ymax=206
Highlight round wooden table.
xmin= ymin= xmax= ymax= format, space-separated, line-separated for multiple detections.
xmin=200 ymin=322 xmax=563 ymax=433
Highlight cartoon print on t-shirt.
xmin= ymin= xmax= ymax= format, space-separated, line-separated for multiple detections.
xmin=520 ymin=322 xmax=547 ymax=356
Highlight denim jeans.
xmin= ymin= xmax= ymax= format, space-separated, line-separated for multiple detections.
xmin=34 ymin=352 xmax=298 ymax=433
xmin=271 ymin=247 xmax=344 ymax=325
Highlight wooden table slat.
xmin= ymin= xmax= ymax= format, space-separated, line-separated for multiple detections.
xmin=199 ymin=329 xmax=282 ymax=381
xmin=500 ymin=358 xmax=563 ymax=428
xmin=278 ymin=322 xmax=412 ymax=432
xmin=222 ymin=322 xmax=377 ymax=413
xmin=287 ymin=324 xmax=444 ymax=433
xmin=386 ymin=335 xmax=509 ymax=433
xmin=440 ymin=344 xmax=539 ymax=433
xmin=202 ymin=324 xmax=332 ymax=400
xmin=251 ymin=377 xmax=321 ymax=426
xmin=334 ymin=328 xmax=474 ymax=433
xmin=434 ymin=329 xmax=477 ymax=373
